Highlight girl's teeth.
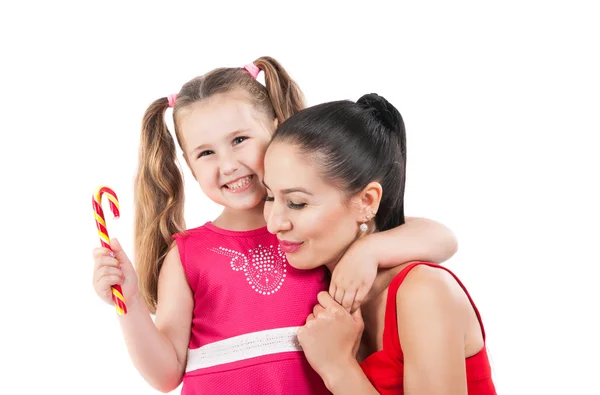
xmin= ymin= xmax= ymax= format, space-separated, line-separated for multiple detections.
xmin=227 ymin=176 xmax=251 ymax=190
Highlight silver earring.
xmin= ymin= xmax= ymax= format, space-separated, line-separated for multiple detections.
xmin=360 ymin=223 xmax=368 ymax=232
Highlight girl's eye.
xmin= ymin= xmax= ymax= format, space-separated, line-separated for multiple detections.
xmin=264 ymin=195 xmax=274 ymax=202
xmin=288 ymin=201 xmax=306 ymax=210
xmin=198 ymin=150 xmax=214 ymax=158
xmin=233 ymin=136 xmax=248 ymax=146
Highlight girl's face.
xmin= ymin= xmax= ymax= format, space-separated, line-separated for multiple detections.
xmin=178 ymin=89 xmax=276 ymax=211
xmin=263 ymin=142 xmax=362 ymax=271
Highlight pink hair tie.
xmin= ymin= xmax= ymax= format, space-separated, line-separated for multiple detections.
xmin=243 ymin=63 xmax=261 ymax=79
xmin=167 ymin=94 xmax=178 ymax=108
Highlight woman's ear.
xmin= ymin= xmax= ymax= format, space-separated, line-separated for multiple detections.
xmin=352 ymin=181 xmax=382 ymax=222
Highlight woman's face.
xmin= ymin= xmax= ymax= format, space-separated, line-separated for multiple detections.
xmin=263 ymin=141 xmax=361 ymax=271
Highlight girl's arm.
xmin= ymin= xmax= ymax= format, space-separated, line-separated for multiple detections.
xmin=113 ymin=243 xmax=193 ymax=392
xmin=330 ymin=216 xmax=458 ymax=311
xmin=397 ymin=265 xmax=468 ymax=395
xmin=370 ymin=216 xmax=458 ymax=268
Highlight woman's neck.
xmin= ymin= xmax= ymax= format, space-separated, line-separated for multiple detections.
xmin=357 ymin=289 xmax=388 ymax=362
xmin=212 ymin=203 xmax=267 ymax=231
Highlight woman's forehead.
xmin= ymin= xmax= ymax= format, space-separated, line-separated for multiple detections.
xmin=265 ymin=143 xmax=322 ymax=188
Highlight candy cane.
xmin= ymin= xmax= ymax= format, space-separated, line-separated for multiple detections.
xmin=92 ymin=186 xmax=127 ymax=315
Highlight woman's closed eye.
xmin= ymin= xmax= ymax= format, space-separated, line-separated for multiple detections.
xmin=263 ymin=195 xmax=306 ymax=210
xmin=287 ymin=201 xmax=306 ymax=210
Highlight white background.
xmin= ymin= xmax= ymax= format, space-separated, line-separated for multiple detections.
xmin=1 ymin=0 xmax=598 ymax=394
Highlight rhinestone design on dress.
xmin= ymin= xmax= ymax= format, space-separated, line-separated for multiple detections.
xmin=209 ymin=244 xmax=288 ymax=295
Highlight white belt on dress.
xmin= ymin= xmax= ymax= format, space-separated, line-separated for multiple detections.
xmin=185 ymin=326 xmax=303 ymax=372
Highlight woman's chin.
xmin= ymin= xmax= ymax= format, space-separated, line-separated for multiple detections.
xmin=286 ymin=256 xmax=320 ymax=271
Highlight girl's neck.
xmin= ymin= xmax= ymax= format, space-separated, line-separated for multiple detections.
xmin=212 ymin=203 xmax=267 ymax=231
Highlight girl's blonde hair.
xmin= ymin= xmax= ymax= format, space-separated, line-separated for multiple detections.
xmin=134 ymin=56 xmax=305 ymax=312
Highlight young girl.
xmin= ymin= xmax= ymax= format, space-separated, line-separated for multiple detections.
xmin=92 ymin=57 xmax=458 ymax=394
xmin=262 ymin=93 xmax=496 ymax=394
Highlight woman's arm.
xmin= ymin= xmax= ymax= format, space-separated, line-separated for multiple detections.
xmin=324 ymin=361 xmax=380 ymax=395
xmin=296 ymin=292 xmax=380 ymax=395
xmin=397 ymin=265 xmax=468 ymax=395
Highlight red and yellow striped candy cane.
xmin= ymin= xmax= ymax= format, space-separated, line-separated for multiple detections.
xmin=92 ymin=186 xmax=127 ymax=315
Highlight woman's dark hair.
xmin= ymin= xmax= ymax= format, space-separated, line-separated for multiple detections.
xmin=271 ymin=93 xmax=406 ymax=231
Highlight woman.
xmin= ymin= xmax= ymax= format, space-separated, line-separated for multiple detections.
xmin=262 ymin=93 xmax=497 ymax=394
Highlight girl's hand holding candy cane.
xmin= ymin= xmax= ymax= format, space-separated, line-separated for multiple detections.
xmin=92 ymin=186 xmax=129 ymax=314
xmin=92 ymin=238 xmax=140 ymax=308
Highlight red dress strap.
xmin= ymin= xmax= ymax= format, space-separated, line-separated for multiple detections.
xmin=361 ymin=262 xmax=497 ymax=394
xmin=382 ymin=262 xmax=488 ymax=357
